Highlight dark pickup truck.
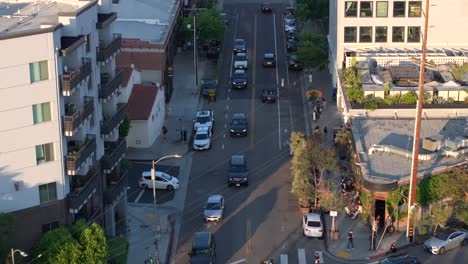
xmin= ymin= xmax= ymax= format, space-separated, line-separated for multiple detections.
xmin=200 ymin=79 xmax=217 ymax=97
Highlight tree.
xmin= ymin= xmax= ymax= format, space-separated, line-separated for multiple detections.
xmin=455 ymin=201 xmax=468 ymax=224
xmin=196 ymin=8 xmax=226 ymax=44
xmin=318 ymin=180 xmax=345 ymax=232
xmin=76 ymin=222 xmax=107 ymax=264
xmin=290 ymin=132 xmax=315 ymax=208
xmin=34 ymin=227 xmax=75 ymax=264
xmin=296 ymin=32 xmax=328 ymax=70
xmin=295 ymin=0 xmax=329 ymax=22
xmin=0 ymin=213 xmax=15 ymax=264
xmin=342 ymin=58 xmax=365 ymax=104
xmin=427 ymin=203 xmax=452 ymax=234
xmin=449 ymin=62 xmax=468 ymax=82
xmin=51 ymin=241 xmax=82 ymax=264
xmin=119 ymin=113 xmax=131 ymax=138
xmin=196 ymin=0 xmax=216 ymax=9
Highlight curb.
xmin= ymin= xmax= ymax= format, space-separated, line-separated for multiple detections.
xmin=165 ymin=220 xmax=175 ymax=264
xmin=368 ymin=243 xmax=415 ymax=260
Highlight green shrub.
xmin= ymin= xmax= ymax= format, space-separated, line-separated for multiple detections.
xmin=401 ymin=91 xmax=418 ymax=104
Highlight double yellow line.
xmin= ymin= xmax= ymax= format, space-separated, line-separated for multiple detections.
xmin=246 ymin=218 xmax=252 ymax=256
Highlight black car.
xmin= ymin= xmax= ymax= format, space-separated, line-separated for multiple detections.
xmin=288 ymin=55 xmax=303 ymax=71
xmin=379 ymin=254 xmax=420 ymax=264
xmin=200 ymin=79 xmax=217 ymax=96
xmin=261 ymin=89 xmax=277 ymax=103
xmin=286 ymin=39 xmax=297 ymax=52
xmin=286 ymin=31 xmax=299 ymax=41
xmin=228 ymin=155 xmax=248 ymax=186
xmin=261 ymin=3 xmax=272 ymax=12
xmin=233 ymin=39 xmax=246 ymax=53
xmin=230 ymin=113 xmax=248 ymax=136
xmin=188 ymin=232 xmax=216 ymax=264
xmin=284 ymin=6 xmax=294 ymax=16
xmin=263 ymin=53 xmax=276 ymax=67
xmin=231 ymin=70 xmax=247 ymax=89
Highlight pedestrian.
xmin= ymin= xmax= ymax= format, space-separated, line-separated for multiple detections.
xmin=347 ymin=230 xmax=354 ymax=250
xmin=369 ymin=233 xmax=376 ymax=251
xmin=314 ymin=252 xmax=320 ymax=263
xmin=390 ymin=242 xmax=397 ymax=253
xmin=322 ymin=97 xmax=327 ymax=109
xmin=323 ymin=126 xmax=328 ymax=134
xmin=162 ymin=125 xmax=168 ymax=139
xmin=385 ymin=215 xmax=394 ymax=234
xmin=352 ymin=203 xmax=363 ymax=219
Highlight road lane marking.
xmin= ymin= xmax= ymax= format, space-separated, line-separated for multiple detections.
xmin=226 ymin=104 xmax=229 ymax=110
xmin=229 ymin=259 xmax=247 ymax=264
xmin=226 ymin=113 xmax=228 ymax=119
xmin=273 ymin=14 xmax=279 ymax=86
xmin=222 ymin=144 xmax=224 ymax=150
xmin=298 ymin=248 xmax=306 ymax=264
xmin=280 ymin=254 xmax=288 ymax=264
xmin=246 ymin=218 xmax=251 ymax=256
xmin=250 ymin=14 xmax=257 ymax=148
xmin=228 ymin=96 xmax=230 ymax=100
xmin=225 ymin=124 xmax=227 ymax=128
xmin=223 ymin=133 xmax=226 ymax=138
xmin=133 ymin=189 xmax=145 ymax=203
xmin=273 ymin=13 xmax=281 ymax=151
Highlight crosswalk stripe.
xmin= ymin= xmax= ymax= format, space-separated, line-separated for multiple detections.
xmin=298 ymin=248 xmax=306 ymax=264
xmin=280 ymin=254 xmax=288 ymax=264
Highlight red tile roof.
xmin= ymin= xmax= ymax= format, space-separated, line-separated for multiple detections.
xmin=121 ymin=38 xmax=164 ymax=49
xmin=118 ymin=66 xmax=133 ymax=87
xmin=126 ymin=84 xmax=159 ymax=120
xmin=116 ymin=51 xmax=165 ymax=71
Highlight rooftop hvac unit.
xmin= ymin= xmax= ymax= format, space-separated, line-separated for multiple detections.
xmin=423 ymin=137 xmax=440 ymax=152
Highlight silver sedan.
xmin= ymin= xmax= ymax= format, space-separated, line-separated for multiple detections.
xmin=203 ymin=195 xmax=224 ymax=222
xmin=423 ymin=228 xmax=468 ymax=254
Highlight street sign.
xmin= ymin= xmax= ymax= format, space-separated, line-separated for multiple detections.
xmin=330 ymin=211 xmax=337 ymax=216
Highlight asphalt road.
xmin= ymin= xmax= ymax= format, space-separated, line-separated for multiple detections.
xmin=173 ymin=1 xmax=326 ymax=263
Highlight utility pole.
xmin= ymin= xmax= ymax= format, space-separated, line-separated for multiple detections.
xmin=151 ymin=161 xmax=160 ymax=264
xmin=407 ymin=0 xmax=430 ymax=241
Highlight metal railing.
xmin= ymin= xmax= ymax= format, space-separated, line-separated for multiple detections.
xmin=63 ymin=97 xmax=94 ymax=136
xmin=97 ymin=34 xmax=122 ymax=62
xmin=101 ymin=103 xmax=127 ymax=136
xmin=105 ymin=169 xmax=128 ymax=204
xmin=62 ymin=58 xmax=92 ymax=96
xmin=99 ymin=70 xmax=123 ymax=100
xmin=68 ymin=164 xmax=99 ymax=212
xmin=66 ymin=135 xmax=97 ymax=175
xmin=101 ymin=138 xmax=126 ymax=171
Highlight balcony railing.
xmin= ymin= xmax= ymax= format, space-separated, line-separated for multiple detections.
xmin=97 ymin=34 xmax=122 ymax=62
xmin=63 ymin=97 xmax=94 ymax=136
xmin=105 ymin=170 xmax=128 ymax=204
xmin=68 ymin=164 xmax=99 ymax=213
xmin=101 ymin=138 xmax=126 ymax=173
xmin=97 ymin=13 xmax=117 ymax=29
xmin=66 ymin=135 xmax=97 ymax=175
xmin=62 ymin=59 xmax=92 ymax=96
xmin=99 ymin=70 xmax=123 ymax=100
xmin=101 ymin=103 xmax=127 ymax=136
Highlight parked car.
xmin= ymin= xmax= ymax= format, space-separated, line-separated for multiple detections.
xmin=234 ymin=52 xmax=248 ymax=69
xmin=203 ymin=195 xmax=224 ymax=222
xmin=423 ymin=228 xmax=468 ymax=254
xmin=188 ymin=232 xmax=216 ymax=264
xmin=261 ymin=89 xmax=277 ymax=103
xmin=284 ymin=14 xmax=296 ymax=24
xmin=193 ymin=110 xmax=214 ymax=131
xmin=231 ymin=69 xmax=247 ymax=89
xmin=233 ymin=38 xmax=246 ymax=53
xmin=302 ymin=213 xmax=323 ymax=238
xmin=227 ymin=155 xmax=248 ymax=186
xmin=139 ymin=171 xmax=180 ymax=191
xmin=261 ymin=2 xmax=272 ymax=12
xmin=263 ymin=53 xmax=276 ymax=67
xmin=288 ymin=55 xmax=303 ymax=71
xmin=379 ymin=254 xmax=420 ymax=264
xmin=200 ymin=79 xmax=217 ymax=97
xmin=284 ymin=6 xmax=294 ymax=16
xmin=193 ymin=127 xmax=212 ymax=150
xmin=286 ymin=39 xmax=297 ymax=52
xmin=286 ymin=31 xmax=299 ymax=41
xmin=285 ymin=20 xmax=296 ymax=32
xmin=230 ymin=113 xmax=248 ymax=136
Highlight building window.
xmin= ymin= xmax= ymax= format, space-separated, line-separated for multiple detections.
xmin=85 ymin=34 xmax=91 ymax=53
xmin=89 ymin=112 xmax=95 ymax=128
xmin=407 ymin=26 xmax=421 ymax=42
xmin=36 ymin=143 xmax=55 ymax=165
xmin=136 ymin=140 xmax=141 ymax=145
xmin=393 ymin=1 xmax=406 ymax=17
xmin=392 ymin=26 xmax=405 ymax=42
xmin=376 ymin=1 xmax=388 ymax=17
xmin=344 ymin=27 xmax=357 ymax=43
xmin=42 ymin=221 xmax=59 ymax=234
xmin=344 ymin=1 xmax=358 ymax=17
xmin=29 ymin=61 xmax=49 ymax=82
xmin=359 ymin=27 xmax=372 ymax=42
xmin=32 ymin=102 xmax=51 ymax=124
xmin=408 ymin=1 xmax=422 ymax=17
xmin=39 ymin=182 xmax=57 ymax=204
xmin=375 ymin=26 xmax=388 ymax=42
xmin=360 ymin=1 xmax=373 ymax=17
xmin=87 ymin=77 xmax=92 ymax=90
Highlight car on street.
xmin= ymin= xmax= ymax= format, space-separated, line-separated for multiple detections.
xmin=286 ymin=39 xmax=297 ymax=52
xmin=228 ymin=155 xmax=248 ymax=186
xmin=379 ymin=254 xmax=420 ymax=264
xmin=233 ymin=38 xmax=246 ymax=53
xmin=288 ymin=55 xmax=303 ymax=71
xmin=285 ymin=20 xmax=296 ymax=32
xmin=188 ymin=232 xmax=216 ymax=264
xmin=231 ymin=69 xmax=247 ymax=89
xmin=284 ymin=6 xmax=294 ymax=16
xmin=234 ymin=52 xmax=248 ymax=69
xmin=193 ymin=110 xmax=214 ymax=131
xmin=230 ymin=113 xmax=248 ymax=137
xmin=284 ymin=13 xmax=295 ymax=24
xmin=203 ymin=195 xmax=224 ymax=222
xmin=261 ymin=2 xmax=272 ymax=12
xmin=193 ymin=127 xmax=212 ymax=150
xmin=200 ymin=79 xmax=217 ymax=97
xmin=261 ymin=89 xmax=277 ymax=103
xmin=423 ymin=228 xmax=468 ymax=254
xmin=302 ymin=213 xmax=323 ymax=238
xmin=139 ymin=171 xmax=180 ymax=191
xmin=286 ymin=31 xmax=299 ymax=41
xmin=263 ymin=53 xmax=276 ymax=67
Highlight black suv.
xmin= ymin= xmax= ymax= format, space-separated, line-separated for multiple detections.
xmin=263 ymin=53 xmax=276 ymax=67
xmin=233 ymin=39 xmax=246 ymax=53
xmin=261 ymin=89 xmax=277 ymax=103
xmin=201 ymin=79 xmax=217 ymax=97
xmin=231 ymin=69 xmax=247 ymax=89
xmin=230 ymin=113 xmax=248 ymax=136
xmin=188 ymin=232 xmax=216 ymax=264
xmin=288 ymin=55 xmax=303 ymax=71
xmin=228 ymin=155 xmax=248 ymax=186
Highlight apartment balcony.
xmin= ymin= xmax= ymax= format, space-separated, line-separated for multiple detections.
xmin=104 ymin=169 xmax=128 ymax=204
xmin=62 ymin=58 xmax=92 ymax=96
xmin=101 ymin=138 xmax=126 ymax=174
xmin=97 ymin=34 xmax=122 ymax=63
xmin=101 ymin=103 xmax=127 ymax=136
xmin=99 ymin=70 xmax=123 ymax=101
xmin=63 ymin=97 xmax=94 ymax=137
xmin=60 ymin=35 xmax=86 ymax=56
xmin=66 ymin=135 xmax=97 ymax=175
xmin=68 ymin=164 xmax=99 ymax=214
xmin=97 ymin=13 xmax=117 ymax=29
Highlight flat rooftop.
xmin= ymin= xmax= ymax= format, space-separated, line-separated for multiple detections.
xmin=352 ymin=118 xmax=468 ymax=191
xmin=111 ymin=0 xmax=180 ymax=44
xmin=0 ymin=0 xmax=87 ymax=37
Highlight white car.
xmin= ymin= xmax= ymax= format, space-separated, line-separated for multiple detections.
xmin=193 ymin=127 xmax=212 ymax=150
xmin=234 ymin=53 xmax=248 ymax=69
xmin=302 ymin=213 xmax=324 ymax=238
xmin=139 ymin=171 xmax=180 ymax=191
xmin=285 ymin=20 xmax=296 ymax=32
xmin=423 ymin=228 xmax=468 ymax=254
xmin=193 ymin=110 xmax=214 ymax=131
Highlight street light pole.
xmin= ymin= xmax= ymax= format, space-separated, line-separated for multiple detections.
xmin=10 ymin=249 xmax=28 ymax=264
xmin=193 ymin=14 xmax=198 ymax=89
xmin=150 ymin=154 xmax=182 ymax=264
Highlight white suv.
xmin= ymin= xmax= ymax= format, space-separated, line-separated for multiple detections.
xmin=193 ymin=127 xmax=212 ymax=150
xmin=139 ymin=171 xmax=180 ymax=191
xmin=194 ymin=110 xmax=214 ymax=131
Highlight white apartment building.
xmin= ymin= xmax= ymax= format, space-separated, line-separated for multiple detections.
xmin=0 ymin=0 xmax=127 ymax=252
xmin=329 ymin=0 xmax=468 ymax=89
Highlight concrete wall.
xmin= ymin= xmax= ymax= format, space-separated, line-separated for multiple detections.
xmin=127 ymin=120 xmax=149 ymax=147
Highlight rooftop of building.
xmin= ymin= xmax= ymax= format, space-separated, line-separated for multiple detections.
xmin=0 ymin=0 xmax=94 ymax=38
xmin=126 ymin=83 xmax=159 ymax=120
xmin=352 ymin=118 xmax=468 ymax=191
xmin=111 ymin=0 xmax=180 ymax=44
xmin=116 ymin=50 xmax=165 ymax=71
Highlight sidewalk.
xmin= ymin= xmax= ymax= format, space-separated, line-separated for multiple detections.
xmin=125 ymin=51 xmax=216 ymax=264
